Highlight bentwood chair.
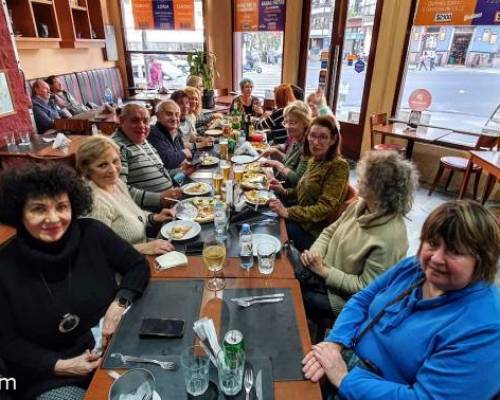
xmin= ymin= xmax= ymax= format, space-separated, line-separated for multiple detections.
xmin=54 ymin=118 xmax=89 ymax=135
xmin=369 ymin=113 xmax=406 ymax=155
xmin=326 ymin=184 xmax=359 ymax=225
xmin=428 ymin=134 xmax=498 ymax=198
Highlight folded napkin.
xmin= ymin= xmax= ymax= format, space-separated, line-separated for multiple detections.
xmin=52 ymin=132 xmax=71 ymax=149
xmin=155 ymin=251 xmax=188 ymax=270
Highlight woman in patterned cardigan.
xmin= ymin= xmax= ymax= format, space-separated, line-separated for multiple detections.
xmin=269 ymin=115 xmax=349 ymax=251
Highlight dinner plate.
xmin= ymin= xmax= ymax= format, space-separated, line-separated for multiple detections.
xmin=241 ymin=172 xmax=268 ymax=190
xmin=199 ymin=155 xmax=220 ymax=167
xmin=204 ymin=129 xmax=223 ymax=136
xmin=251 ymin=142 xmax=270 ymax=153
xmin=182 ymin=181 xmax=212 ymax=196
xmin=175 ymin=197 xmax=217 ymax=223
xmin=161 ymin=220 xmax=201 ymax=241
xmin=252 ymin=233 xmax=281 ymax=256
xmin=231 ymin=154 xmax=258 ymax=164
xmin=243 ymin=189 xmax=276 ymax=206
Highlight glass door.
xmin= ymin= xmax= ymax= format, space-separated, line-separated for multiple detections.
xmin=301 ymin=0 xmax=382 ymax=159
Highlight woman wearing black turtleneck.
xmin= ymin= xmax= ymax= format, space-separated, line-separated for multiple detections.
xmin=0 ymin=163 xmax=150 ymax=400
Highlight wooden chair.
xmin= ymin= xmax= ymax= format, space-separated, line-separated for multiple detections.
xmin=54 ymin=119 xmax=89 ymax=135
xmin=214 ymin=88 xmax=229 ymax=97
xmin=428 ymin=134 xmax=498 ymax=198
xmin=96 ymin=121 xmax=119 ymax=135
xmin=327 ymin=184 xmax=359 ymax=225
xmin=369 ymin=113 xmax=406 ymax=155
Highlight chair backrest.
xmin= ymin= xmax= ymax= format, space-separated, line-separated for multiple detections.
xmin=214 ymin=88 xmax=229 ymax=97
xmin=97 ymin=121 xmax=119 ymax=136
xmin=327 ymin=184 xmax=359 ymax=225
xmin=369 ymin=113 xmax=387 ymax=149
xmin=54 ymin=119 xmax=89 ymax=135
xmin=475 ymin=134 xmax=498 ymax=151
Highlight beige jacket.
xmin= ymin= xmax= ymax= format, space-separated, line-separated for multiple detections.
xmin=310 ymin=199 xmax=409 ymax=315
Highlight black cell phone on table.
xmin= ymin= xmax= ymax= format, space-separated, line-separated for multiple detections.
xmin=139 ymin=318 xmax=185 ymax=338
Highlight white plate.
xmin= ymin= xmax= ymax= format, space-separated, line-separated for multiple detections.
xmin=252 ymin=233 xmax=281 ymax=256
xmin=182 ymin=181 xmax=212 ymax=196
xmin=204 ymin=129 xmax=223 ymax=136
xmin=243 ymin=189 xmax=276 ymax=205
xmin=199 ymin=156 xmax=220 ymax=167
xmin=231 ymin=154 xmax=257 ymax=164
xmin=175 ymin=197 xmax=217 ymax=223
xmin=161 ymin=220 xmax=201 ymax=241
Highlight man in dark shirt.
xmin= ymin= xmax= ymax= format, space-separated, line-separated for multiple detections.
xmin=31 ymin=79 xmax=69 ymax=134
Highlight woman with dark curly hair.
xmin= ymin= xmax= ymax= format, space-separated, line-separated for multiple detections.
xmin=0 ymin=163 xmax=150 ymax=400
xmin=300 ymin=150 xmax=418 ymax=322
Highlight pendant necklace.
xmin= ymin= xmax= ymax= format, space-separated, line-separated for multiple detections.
xmin=39 ymin=262 xmax=80 ymax=334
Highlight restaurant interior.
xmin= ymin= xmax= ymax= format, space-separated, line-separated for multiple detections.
xmin=0 ymin=0 xmax=499 ymax=399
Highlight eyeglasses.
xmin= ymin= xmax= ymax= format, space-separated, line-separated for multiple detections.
xmin=282 ymin=120 xmax=299 ymax=127
xmin=308 ymin=134 xmax=330 ymax=142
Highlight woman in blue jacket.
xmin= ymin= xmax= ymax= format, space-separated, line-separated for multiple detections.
xmin=302 ymin=200 xmax=500 ymax=399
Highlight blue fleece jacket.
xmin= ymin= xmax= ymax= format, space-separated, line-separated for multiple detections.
xmin=327 ymin=256 xmax=500 ymax=400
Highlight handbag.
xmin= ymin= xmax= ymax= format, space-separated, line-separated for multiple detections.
xmin=284 ymin=240 xmax=326 ymax=293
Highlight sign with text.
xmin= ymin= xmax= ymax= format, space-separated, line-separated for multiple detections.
xmin=132 ymin=0 xmax=194 ymax=30
xmin=234 ymin=0 xmax=286 ymax=32
xmin=414 ymin=0 xmax=500 ymax=26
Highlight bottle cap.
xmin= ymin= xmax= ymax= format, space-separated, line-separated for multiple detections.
xmin=241 ymin=223 xmax=250 ymax=233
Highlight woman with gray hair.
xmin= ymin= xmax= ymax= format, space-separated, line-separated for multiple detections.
xmin=300 ymin=150 xmax=419 ymax=322
xmin=230 ymin=77 xmax=263 ymax=116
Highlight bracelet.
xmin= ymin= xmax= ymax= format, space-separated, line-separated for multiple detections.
xmin=147 ymin=213 xmax=156 ymax=225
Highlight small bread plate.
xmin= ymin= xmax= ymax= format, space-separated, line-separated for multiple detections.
xmin=243 ymin=189 xmax=276 ymax=206
xmin=204 ymin=129 xmax=223 ymax=137
xmin=200 ymin=155 xmax=220 ymax=167
xmin=252 ymin=233 xmax=281 ymax=256
xmin=231 ymin=154 xmax=258 ymax=164
xmin=182 ymin=181 xmax=212 ymax=196
xmin=161 ymin=220 xmax=201 ymax=241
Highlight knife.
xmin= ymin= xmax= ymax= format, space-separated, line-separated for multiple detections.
xmin=230 ymin=293 xmax=284 ymax=302
xmin=256 ymin=369 xmax=263 ymax=400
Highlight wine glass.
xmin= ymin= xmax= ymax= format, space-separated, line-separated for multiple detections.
xmin=202 ymin=238 xmax=226 ymax=291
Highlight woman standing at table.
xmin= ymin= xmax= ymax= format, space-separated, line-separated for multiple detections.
xmin=76 ymin=135 xmax=175 ymax=255
xmin=230 ymin=78 xmax=263 ymax=116
xmin=269 ymin=115 xmax=349 ymax=252
xmin=303 ymin=200 xmax=500 ymax=399
xmin=261 ymin=101 xmax=311 ymax=187
xmin=0 ymin=163 xmax=150 ymax=400
xmin=300 ymin=150 xmax=418 ymax=322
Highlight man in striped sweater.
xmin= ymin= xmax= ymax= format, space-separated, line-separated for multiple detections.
xmin=112 ymin=103 xmax=182 ymax=211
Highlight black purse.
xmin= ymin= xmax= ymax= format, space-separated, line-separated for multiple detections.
xmin=284 ymin=240 xmax=326 ymax=293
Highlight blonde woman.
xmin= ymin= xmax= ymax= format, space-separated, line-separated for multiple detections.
xmin=261 ymin=101 xmax=311 ymax=187
xmin=77 ymin=135 xmax=175 ymax=255
xmin=186 ymin=75 xmax=203 ymax=92
xmin=184 ymin=86 xmax=223 ymax=134
xmin=307 ymin=89 xmax=333 ymax=118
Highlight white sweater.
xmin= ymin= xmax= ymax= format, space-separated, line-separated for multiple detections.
xmin=87 ymin=179 xmax=149 ymax=245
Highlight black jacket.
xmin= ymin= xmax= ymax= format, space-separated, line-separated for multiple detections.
xmin=0 ymin=219 xmax=150 ymax=399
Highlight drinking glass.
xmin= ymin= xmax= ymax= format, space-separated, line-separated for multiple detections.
xmin=233 ymin=164 xmax=245 ymax=184
xmin=5 ymin=132 xmax=16 ymax=149
xmin=202 ymin=238 xmax=226 ymax=291
xmin=220 ymin=160 xmax=230 ymax=182
xmin=214 ymin=202 xmax=229 ymax=241
xmin=19 ymin=132 xmax=31 ymax=146
xmin=216 ymin=349 xmax=245 ymax=396
xmin=257 ymin=242 xmax=276 ymax=275
xmin=212 ymin=170 xmax=223 ymax=195
xmin=180 ymin=345 xmax=210 ymax=396
xmin=219 ymin=138 xmax=229 ymax=160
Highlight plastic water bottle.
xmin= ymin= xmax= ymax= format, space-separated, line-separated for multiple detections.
xmin=104 ymin=87 xmax=113 ymax=104
xmin=239 ymin=223 xmax=253 ymax=269
xmin=214 ymin=202 xmax=228 ymax=241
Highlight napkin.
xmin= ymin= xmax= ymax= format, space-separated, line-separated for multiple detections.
xmin=52 ymin=133 xmax=71 ymax=149
xmin=193 ymin=318 xmax=222 ymax=366
xmin=235 ymin=141 xmax=259 ymax=157
xmin=155 ymin=251 xmax=188 ymax=270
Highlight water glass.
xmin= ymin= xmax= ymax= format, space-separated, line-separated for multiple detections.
xmin=5 ymin=133 xmax=16 ymax=149
xmin=180 ymin=345 xmax=210 ymax=396
xmin=19 ymin=132 xmax=31 ymax=146
xmin=217 ymin=349 xmax=245 ymax=396
xmin=214 ymin=202 xmax=229 ymax=241
xmin=257 ymin=242 xmax=276 ymax=275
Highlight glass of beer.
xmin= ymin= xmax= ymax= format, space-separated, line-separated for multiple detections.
xmin=219 ymin=138 xmax=229 ymax=160
xmin=203 ymin=238 xmax=226 ymax=291
xmin=212 ymin=170 xmax=223 ymax=195
xmin=233 ymin=164 xmax=245 ymax=184
xmin=220 ymin=160 xmax=230 ymax=182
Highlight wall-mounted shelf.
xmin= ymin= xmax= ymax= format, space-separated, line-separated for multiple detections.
xmin=15 ymin=37 xmax=61 ymax=49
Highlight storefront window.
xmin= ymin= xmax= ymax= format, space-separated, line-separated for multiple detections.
xmin=120 ymin=0 xmax=204 ymax=89
xmin=397 ymin=21 xmax=500 ymax=133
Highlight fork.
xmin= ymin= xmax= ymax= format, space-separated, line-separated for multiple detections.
xmin=111 ymin=353 xmax=177 ymax=370
xmin=244 ymin=368 xmax=253 ymax=400
xmin=235 ymin=297 xmax=284 ymax=308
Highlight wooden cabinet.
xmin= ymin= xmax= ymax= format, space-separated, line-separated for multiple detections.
xmin=6 ymin=0 xmax=61 ymax=49
xmin=54 ymin=0 xmax=105 ymax=48
xmin=6 ymin=0 xmax=106 ymax=49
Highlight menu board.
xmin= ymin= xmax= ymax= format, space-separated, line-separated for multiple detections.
xmin=132 ymin=0 xmax=195 ymax=30
xmin=414 ymin=0 xmax=500 ymax=26
xmin=234 ymin=0 xmax=286 ymax=32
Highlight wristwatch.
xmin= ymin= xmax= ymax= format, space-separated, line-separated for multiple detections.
xmin=116 ymin=296 xmax=131 ymax=309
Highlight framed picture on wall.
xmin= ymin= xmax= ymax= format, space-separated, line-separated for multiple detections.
xmin=0 ymin=70 xmax=15 ymax=118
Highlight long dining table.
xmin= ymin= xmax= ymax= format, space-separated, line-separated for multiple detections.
xmin=84 ymin=129 xmax=322 ymax=400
